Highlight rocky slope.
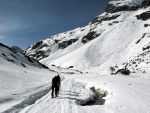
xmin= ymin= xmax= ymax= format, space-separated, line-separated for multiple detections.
xmin=25 ymin=0 xmax=150 ymax=74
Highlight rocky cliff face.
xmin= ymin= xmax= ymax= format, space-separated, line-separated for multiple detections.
xmin=25 ymin=0 xmax=150 ymax=74
xmin=105 ymin=0 xmax=141 ymax=13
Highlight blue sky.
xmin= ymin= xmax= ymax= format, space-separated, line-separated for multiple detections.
xmin=0 ymin=0 xmax=109 ymax=50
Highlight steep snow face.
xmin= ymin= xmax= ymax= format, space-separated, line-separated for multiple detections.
xmin=25 ymin=27 xmax=86 ymax=60
xmin=25 ymin=1 xmax=150 ymax=74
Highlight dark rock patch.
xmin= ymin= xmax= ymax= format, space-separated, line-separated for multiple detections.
xmin=136 ymin=11 xmax=150 ymax=21
xmin=58 ymin=39 xmax=78 ymax=49
xmin=115 ymin=68 xmax=130 ymax=75
xmin=31 ymin=41 xmax=49 ymax=51
xmin=35 ymin=50 xmax=48 ymax=60
xmin=2 ymin=53 xmax=7 ymax=57
xmin=54 ymin=40 xmax=60 ymax=43
xmin=67 ymin=66 xmax=74 ymax=69
xmin=82 ymin=31 xmax=100 ymax=44
xmin=105 ymin=4 xmax=140 ymax=13
xmin=31 ymin=41 xmax=43 ymax=49
xmin=141 ymin=0 xmax=150 ymax=8
xmin=10 ymin=54 xmax=18 ymax=60
xmin=136 ymin=33 xmax=146 ymax=44
xmin=91 ymin=14 xmax=120 ymax=24
xmin=144 ymin=24 xmax=150 ymax=27
xmin=21 ymin=63 xmax=26 ymax=67
xmin=143 ymin=45 xmax=150 ymax=51
xmin=6 ymin=59 xmax=14 ymax=63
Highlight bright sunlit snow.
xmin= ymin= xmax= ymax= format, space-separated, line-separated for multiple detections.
xmin=1 ymin=0 xmax=150 ymax=113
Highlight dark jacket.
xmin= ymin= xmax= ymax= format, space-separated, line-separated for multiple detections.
xmin=52 ymin=75 xmax=60 ymax=86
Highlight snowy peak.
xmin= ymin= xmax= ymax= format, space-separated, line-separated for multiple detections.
xmin=109 ymin=0 xmax=143 ymax=6
xmin=106 ymin=0 xmax=150 ymax=13
xmin=105 ymin=0 xmax=144 ymax=13
xmin=92 ymin=0 xmax=150 ymax=24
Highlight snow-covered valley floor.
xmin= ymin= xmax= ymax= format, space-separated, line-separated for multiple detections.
xmin=0 ymin=55 xmax=150 ymax=113
xmin=20 ymin=79 xmax=96 ymax=113
xmin=15 ymin=71 xmax=150 ymax=113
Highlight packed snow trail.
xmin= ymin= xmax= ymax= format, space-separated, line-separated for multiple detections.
xmin=19 ymin=73 xmax=150 ymax=113
xmin=20 ymin=78 xmax=107 ymax=113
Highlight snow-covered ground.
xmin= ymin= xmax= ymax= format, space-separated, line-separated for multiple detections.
xmin=0 ymin=44 xmax=56 ymax=112
xmin=70 ymin=72 xmax=150 ymax=113
xmin=1 ymin=43 xmax=150 ymax=113
xmin=0 ymin=63 xmax=55 ymax=113
xmin=1 ymin=0 xmax=150 ymax=112
xmin=19 ymin=70 xmax=150 ymax=113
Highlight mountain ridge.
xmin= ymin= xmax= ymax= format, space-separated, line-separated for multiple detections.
xmin=0 ymin=42 xmax=48 ymax=69
xmin=25 ymin=0 xmax=150 ymax=74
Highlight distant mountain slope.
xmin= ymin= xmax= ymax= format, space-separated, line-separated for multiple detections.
xmin=0 ymin=43 xmax=47 ymax=68
xmin=11 ymin=46 xmax=24 ymax=53
xmin=25 ymin=0 xmax=150 ymax=74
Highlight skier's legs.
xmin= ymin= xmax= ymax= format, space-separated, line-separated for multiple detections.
xmin=57 ymin=85 xmax=60 ymax=94
xmin=51 ymin=85 xmax=55 ymax=98
xmin=55 ymin=85 xmax=59 ymax=97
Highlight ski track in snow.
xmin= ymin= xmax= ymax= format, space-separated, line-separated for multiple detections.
xmin=19 ymin=78 xmax=105 ymax=113
xmin=15 ymin=73 xmax=150 ymax=113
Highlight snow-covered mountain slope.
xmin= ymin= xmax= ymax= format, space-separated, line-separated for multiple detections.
xmin=0 ymin=43 xmax=56 ymax=112
xmin=0 ymin=43 xmax=48 ymax=69
xmin=2 ymin=1 xmax=150 ymax=113
xmin=25 ymin=0 xmax=150 ymax=74
xmin=11 ymin=46 xmax=24 ymax=53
